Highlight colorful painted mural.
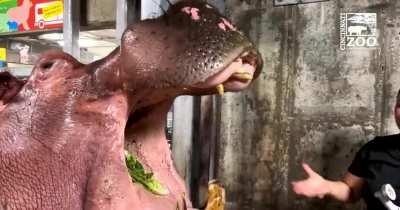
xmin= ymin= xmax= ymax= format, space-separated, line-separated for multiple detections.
xmin=0 ymin=0 xmax=63 ymax=34
xmin=0 ymin=47 xmax=6 ymax=67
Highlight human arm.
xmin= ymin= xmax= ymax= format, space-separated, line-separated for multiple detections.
xmin=291 ymin=163 xmax=364 ymax=203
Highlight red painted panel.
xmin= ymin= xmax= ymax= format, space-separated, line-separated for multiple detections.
xmin=0 ymin=0 xmax=63 ymax=34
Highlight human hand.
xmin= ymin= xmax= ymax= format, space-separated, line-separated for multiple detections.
xmin=291 ymin=163 xmax=330 ymax=199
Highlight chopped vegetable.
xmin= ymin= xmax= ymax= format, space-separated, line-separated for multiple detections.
xmin=124 ymin=150 xmax=169 ymax=196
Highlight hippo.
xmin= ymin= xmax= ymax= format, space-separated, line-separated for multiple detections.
xmin=0 ymin=1 xmax=263 ymax=209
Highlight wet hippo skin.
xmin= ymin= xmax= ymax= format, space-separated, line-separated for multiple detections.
xmin=0 ymin=1 xmax=263 ymax=209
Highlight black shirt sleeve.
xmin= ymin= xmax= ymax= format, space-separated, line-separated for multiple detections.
xmin=348 ymin=143 xmax=369 ymax=177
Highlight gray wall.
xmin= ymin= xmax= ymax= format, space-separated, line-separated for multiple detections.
xmin=86 ymin=0 xmax=116 ymax=24
xmin=215 ymin=0 xmax=400 ymax=210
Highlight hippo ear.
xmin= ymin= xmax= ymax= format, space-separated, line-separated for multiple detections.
xmin=0 ymin=71 xmax=25 ymax=105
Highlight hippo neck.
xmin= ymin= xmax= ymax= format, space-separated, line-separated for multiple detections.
xmin=125 ymin=100 xmax=173 ymax=169
xmin=90 ymin=47 xmax=124 ymax=91
xmin=125 ymin=100 xmax=190 ymax=206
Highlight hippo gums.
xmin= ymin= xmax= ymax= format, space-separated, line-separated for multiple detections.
xmin=0 ymin=1 xmax=263 ymax=210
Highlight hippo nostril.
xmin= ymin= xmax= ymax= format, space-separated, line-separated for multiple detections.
xmin=41 ymin=61 xmax=54 ymax=69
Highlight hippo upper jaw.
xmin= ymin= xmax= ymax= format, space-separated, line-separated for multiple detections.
xmin=122 ymin=49 xmax=261 ymax=112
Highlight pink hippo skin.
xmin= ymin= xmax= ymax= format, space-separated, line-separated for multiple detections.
xmin=7 ymin=0 xmax=32 ymax=30
xmin=218 ymin=18 xmax=237 ymax=31
xmin=0 ymin=1 xmax=263 ymax=210
xmin=181 ymin=6 xmax=200 ymax=21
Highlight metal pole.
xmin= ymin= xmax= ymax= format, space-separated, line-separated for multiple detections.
xmin=116 ymin=0 xmax=128 ymax=41
xmin=63 ymin=0 xmax=80 ymax=59
xmin=172 ymin=96 xmax=195 ymax=192
xmin=116 ymin=0 xmax=139 ymax=42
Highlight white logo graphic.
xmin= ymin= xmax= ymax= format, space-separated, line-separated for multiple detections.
xmin=375 ymin=184 xmax=400 ymax=210
xmin=340 ymin=13 xmax=378 ymax=50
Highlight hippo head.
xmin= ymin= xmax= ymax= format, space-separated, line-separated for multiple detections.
xmin=99 ymin=0 xmax=262 ymax=103
xmin=0 ymin=1 xmax=262 ymax=210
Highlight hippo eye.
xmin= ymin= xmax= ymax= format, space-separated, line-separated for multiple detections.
xmin=41 ymin=61 xmax=54 ymax=69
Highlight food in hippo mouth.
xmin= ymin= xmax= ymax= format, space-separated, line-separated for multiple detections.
xmin=214 ymin=62 xmax=255 ymax=96
xmin=214 ymin=66 xmax=254 ymax=96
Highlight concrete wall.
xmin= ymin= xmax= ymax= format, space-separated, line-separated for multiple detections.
xmin=86 ymin=0 xmax=116 ymax=24
xmin=216 ymin=0 xmax=400 ymax=209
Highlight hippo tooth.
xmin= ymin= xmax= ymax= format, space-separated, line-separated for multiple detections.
xmin=232 ymin=72 xmax=253 ymax=80
xmin=235 ymin=68 xmax=246 ymax=73
xmin=216 ymin=84 xmax=224 ymax=96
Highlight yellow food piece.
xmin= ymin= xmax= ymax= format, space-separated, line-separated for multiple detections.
xmin=205 ymin=180 xmax=225 ymax=210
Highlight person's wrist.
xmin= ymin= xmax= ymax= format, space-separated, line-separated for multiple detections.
xmin=322 ymin=179 xmax=332 ymax=197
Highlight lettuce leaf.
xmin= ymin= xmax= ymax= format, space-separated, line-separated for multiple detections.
xmin=124 ymin=150 xmax=169 ymax=196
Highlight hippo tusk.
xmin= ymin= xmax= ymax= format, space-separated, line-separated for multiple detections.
xmin=232 ymin=72 xmax=253 ymax=80
xmin=216 ymin=84 xmax=224 ymax=95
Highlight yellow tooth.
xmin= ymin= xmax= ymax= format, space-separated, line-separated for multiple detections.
xmin=235 ymin=68 xmax=246 ymax=73
xmin=216 ymin=84 xmax=224 ymax=96
xmin=233 ymin=73 xmax=253 ymax=80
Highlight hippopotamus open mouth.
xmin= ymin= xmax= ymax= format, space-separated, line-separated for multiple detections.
xmin=0 ymin=1 xmax=262 ymax=210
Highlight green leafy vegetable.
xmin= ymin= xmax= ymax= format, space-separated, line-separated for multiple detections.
xmin=124 ymin=150 xmax=169 ymax=196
